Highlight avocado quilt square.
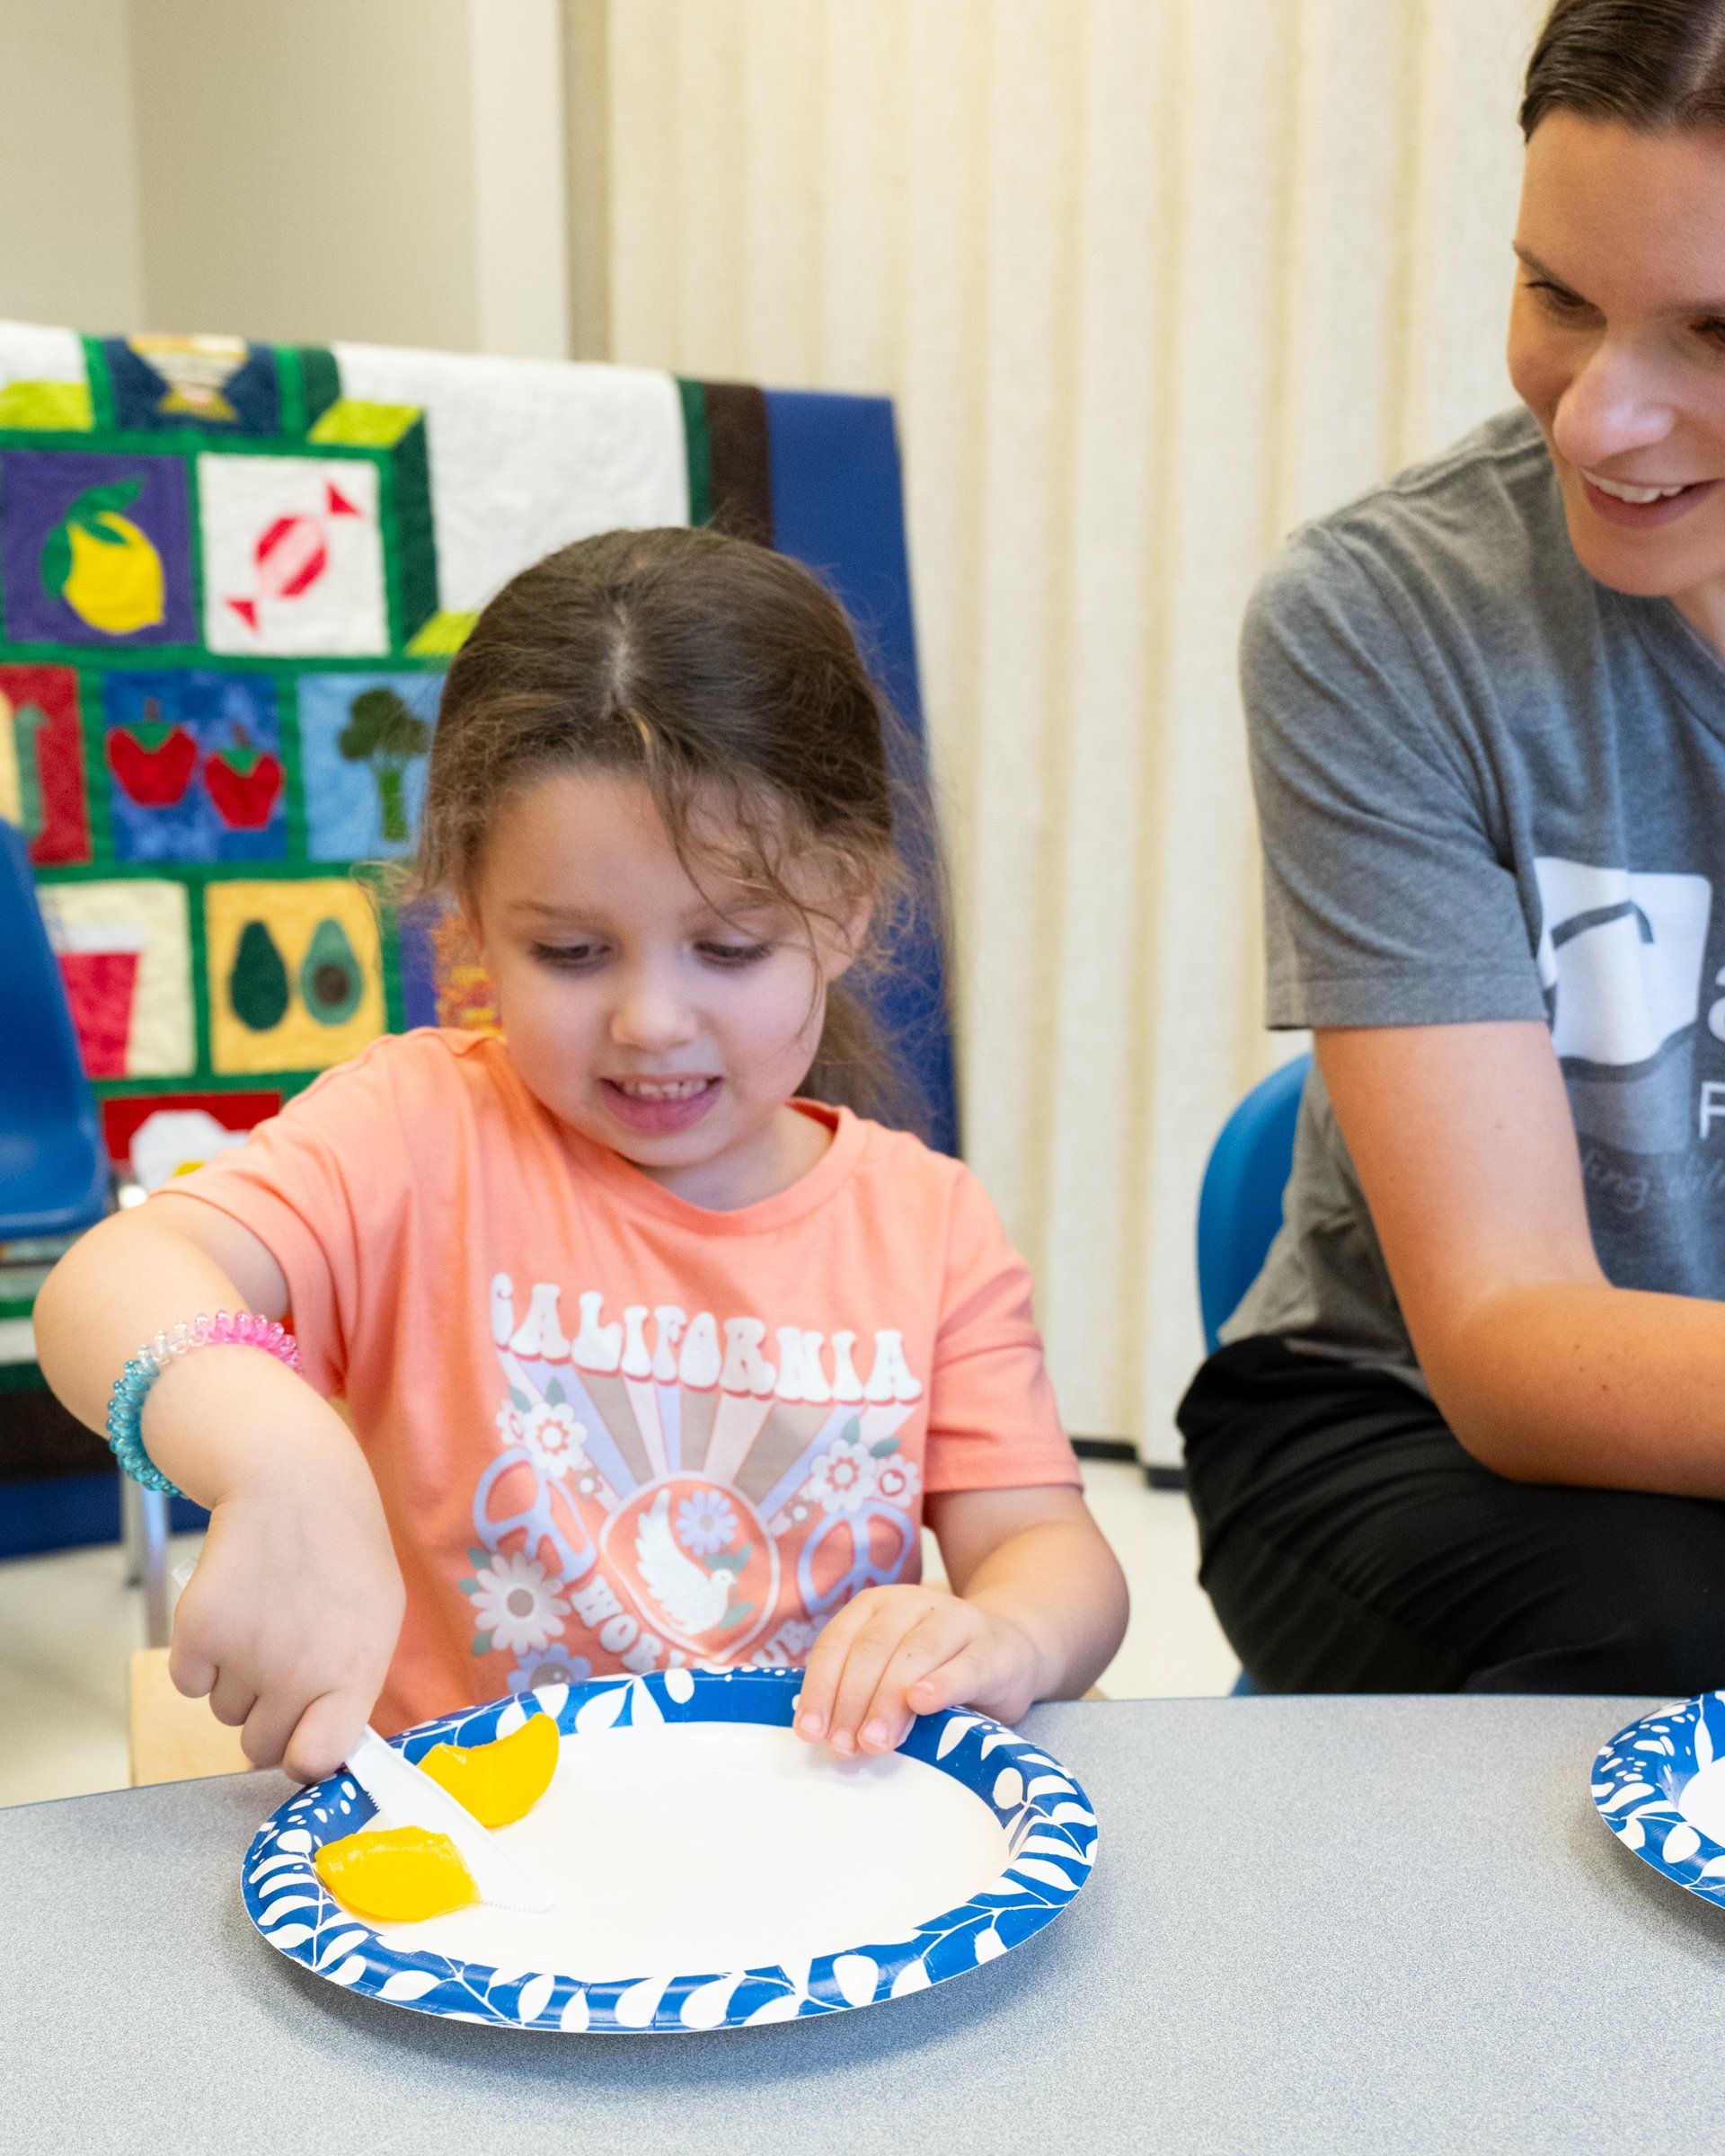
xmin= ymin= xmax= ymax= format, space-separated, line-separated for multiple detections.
xmin=102 ymin=669 xmax=287 ymax=863
xmin=296 ymin=671 xmax=438 ymax=859
xmin=205 ymin=877 xmax=385 ymax=1074
xmin=197 ymin=453 xmax=387 ymax=658
xmin=33 ymin=877 xmax=194 ymax=1079
xmin=0 ymin=448 xmax=196 ymax=648
xmin=103 ymin=335 xmax=280 ymax=435
xmin=0 ymin=663 xmax=89 ymax=864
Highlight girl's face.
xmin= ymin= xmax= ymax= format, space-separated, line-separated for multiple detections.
xmin=1508 ymin=112 xmax=1725 ymax=646
xmin=469 ymin=769 xmax=866 ymax=1206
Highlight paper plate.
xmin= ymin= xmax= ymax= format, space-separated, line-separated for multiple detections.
xmin=242 ymin=1666 xmax=1097 ymax=2033
xmin=1591 ymin=1691 xmax=1725 ymax=1903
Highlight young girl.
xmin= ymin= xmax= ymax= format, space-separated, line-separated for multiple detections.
xmin=37 ymin=526 xmax=1127 ymax=1783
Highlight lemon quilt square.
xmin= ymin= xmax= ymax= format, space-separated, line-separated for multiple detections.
xmin=0 ymin=449 xmax=196 ymax=648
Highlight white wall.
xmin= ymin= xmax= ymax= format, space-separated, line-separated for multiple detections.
xmin=0 ymin=0 xmax=570 ymax=357
xmin=0 ymin=0 xmax=144 ymax=331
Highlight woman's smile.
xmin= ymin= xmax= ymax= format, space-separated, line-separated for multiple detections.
xmin=1579 ymin=470 xmax=1721 ymax=527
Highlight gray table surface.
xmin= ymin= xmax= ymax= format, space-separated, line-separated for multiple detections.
xmin=0 ymin=1693 xmax=1713 ymax=2155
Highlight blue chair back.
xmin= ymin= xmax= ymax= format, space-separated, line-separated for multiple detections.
xmin=0 ymin=818 xmax=107 ymax=1239
xmin=1197 ymin=1052 xmax=1311 ymax=1355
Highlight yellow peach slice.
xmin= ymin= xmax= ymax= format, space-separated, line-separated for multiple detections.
xmin=419 ymin=1711 xmax=559 ymax=1828
xmin=314 ymin=1825 xmax=478 ymax=1923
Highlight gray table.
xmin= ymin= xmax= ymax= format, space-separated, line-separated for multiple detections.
xmin=0 ymin=1695 xmax=1713 ymax=2155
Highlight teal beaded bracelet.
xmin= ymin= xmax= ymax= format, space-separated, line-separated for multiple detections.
xmin=105 ymin=1311 xmax=302 ymax=1497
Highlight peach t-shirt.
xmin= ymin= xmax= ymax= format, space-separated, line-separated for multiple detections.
xmin=175 ymin=1029 xmax=1078 ymax=1732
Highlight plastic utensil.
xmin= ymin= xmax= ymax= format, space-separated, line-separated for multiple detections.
xmin=343 ymin=1726 xmax=554 ymax=1915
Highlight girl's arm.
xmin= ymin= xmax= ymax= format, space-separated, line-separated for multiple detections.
xmin=34 ymin=1193 xmax=403 ymax=1780
xmin=1320 ymin=1019 xmax=1725 ymax=1493
xmin=792 ymin=1486 xmax=1128 ymax=1755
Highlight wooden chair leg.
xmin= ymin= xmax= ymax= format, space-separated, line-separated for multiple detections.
xmin=128 ymin=1648 xmax=252 ymax=1787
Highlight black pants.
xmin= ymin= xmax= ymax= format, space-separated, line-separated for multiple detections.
xmin=1178 ymin=1335 xmax=1725 ymax=1694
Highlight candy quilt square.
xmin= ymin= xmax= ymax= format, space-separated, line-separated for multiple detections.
xmin=103 ymin=335 xmax=280 ymax=435
xmin=297 ymin=671 xmax=438 ymax=859
xmin=34 ymin=878 xmax=194 ymax=1079
xmin=198 ymin=453 xmax=387 ymax=658
xmin=0 ymin=664 xmax=88 ymax=864
xmin=206 ymin=877 xmax=385 ymax=1074
xmin=102 ymin=669 xmax=287 ymax=864
xmin=0 ymin=448 xmax=196 ymax=648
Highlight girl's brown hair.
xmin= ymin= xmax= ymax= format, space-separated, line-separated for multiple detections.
xmin=410 ymin=524 xmax=933 ymax=1132
xmin=1522 ymin=0 xmax=1725 ymax=136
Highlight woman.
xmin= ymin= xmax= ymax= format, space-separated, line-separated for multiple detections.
xmin=1179 ymin=0 xmax=1725 ymax=1692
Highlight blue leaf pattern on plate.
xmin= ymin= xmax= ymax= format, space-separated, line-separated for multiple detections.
xmin=1593 ymin=1692 xmax=1725 ymax=1894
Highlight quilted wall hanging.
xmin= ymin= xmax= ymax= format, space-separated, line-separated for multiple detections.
xmin=0 ymin=323 xmax=955 ymax=1339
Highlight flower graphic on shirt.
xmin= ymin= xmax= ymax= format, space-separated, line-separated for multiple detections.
xmin=805 ymin=1423 xmax=880 ymax=1516
xmin=521 ymin=1398 xmax=587 ymax=1480
xmin=463 ymin=1549 xmax=569 ymax=1657
xmin=676 ymin=1490 xmax=740 ymax=1558
xmin=509 ymin=1643 xmax=594 ymax=1696
xmin=874 ymin=1453 xmax=921 ymax=1509
xmin=494 ymin=1401 xmax=526 ymax=1446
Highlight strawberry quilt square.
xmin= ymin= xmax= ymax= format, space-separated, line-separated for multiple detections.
xmin=102 ymin=669 xmax=287 ymax=863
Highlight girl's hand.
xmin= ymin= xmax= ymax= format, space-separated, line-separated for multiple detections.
xmin=793 ymin=1585 xmax=1044 ymax=1757
xmin=170 ymin=1434 xmax=405 ymax=1784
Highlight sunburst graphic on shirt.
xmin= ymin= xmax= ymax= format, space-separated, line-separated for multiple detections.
xmin=461 ymin=1273 xmax=926 ymax=1683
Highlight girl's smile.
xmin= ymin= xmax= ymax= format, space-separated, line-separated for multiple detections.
xmin=599 ymin=1074 xmax=723 ymax=1135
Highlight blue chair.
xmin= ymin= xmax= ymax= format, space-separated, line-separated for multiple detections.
xmin=1198 ymin=1052 xmax=1311 ymax=1356
xmin=1195 ymin=1051 xmax=1312 ymax=1695
xmin=0 ymin=818 xmax=107 ymax=1239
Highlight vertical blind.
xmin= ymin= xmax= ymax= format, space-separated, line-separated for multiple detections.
xmin=593 ymin=0 xmax=1541 ymax=1461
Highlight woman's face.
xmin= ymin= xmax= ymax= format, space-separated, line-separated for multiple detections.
xmin=1509 ymin=113 xmax=1725 ymax=636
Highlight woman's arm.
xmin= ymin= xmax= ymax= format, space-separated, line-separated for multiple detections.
xmin=792 ymin=1485 xmax=1128 ymax=1756
xmin=34 ymin=1194 xmax=403 ymax=1779
xmin=1320 ymin=1019 xmax=1725 ymax=1493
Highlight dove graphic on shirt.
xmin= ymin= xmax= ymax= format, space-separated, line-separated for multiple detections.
xmin=634 ymin=1488 xmax=739 ymax=1638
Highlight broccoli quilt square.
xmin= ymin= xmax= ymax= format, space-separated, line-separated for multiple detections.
xmin=297 ymin=671 xmax=438 ymax=859
xmin=102 ymin=669 xmax=287 ymax=863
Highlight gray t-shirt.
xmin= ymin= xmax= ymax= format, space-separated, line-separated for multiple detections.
xmin=1229 ymin=405 xmax=1725 ymax=1384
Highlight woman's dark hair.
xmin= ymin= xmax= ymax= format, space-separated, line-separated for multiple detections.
xmin=409 ymin=524 xmax=933 ymax=1131
xmin=1522 ymin=0 xmax=1725 ymax=137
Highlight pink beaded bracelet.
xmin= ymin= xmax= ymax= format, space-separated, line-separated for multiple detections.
xmin=106 ymin=1310 xmax=302 ymax=1496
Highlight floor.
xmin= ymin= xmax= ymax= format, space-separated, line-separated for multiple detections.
xmin=0 ymin=1460 xmax=1239 ymax=1809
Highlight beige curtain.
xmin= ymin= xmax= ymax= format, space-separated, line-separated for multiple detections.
xmin=577 ymin=0 xmax=1543 ymax=1462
